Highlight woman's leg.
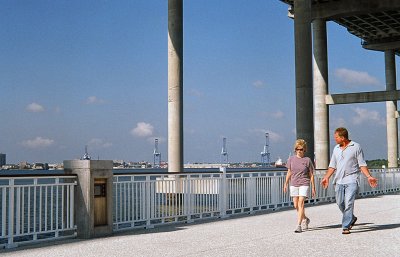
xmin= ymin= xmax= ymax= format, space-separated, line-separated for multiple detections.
xmin=293 ymin=196 xmax=299 ymax=211
xmin=297 ymin=196 xmax=306 ymax=225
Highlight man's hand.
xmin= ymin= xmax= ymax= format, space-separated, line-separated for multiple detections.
xmin=368 ymin=176 xmax=378 ymax=188
xmin=321 ymin=177 xmax=329 ymax=189
xmin=321 ymin=168 xmax=335 ymax=189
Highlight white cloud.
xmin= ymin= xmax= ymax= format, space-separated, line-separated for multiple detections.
xmin=249 ymin=129 xmax=284 ymax=143
xmin=21 ymin=137 xmax=54 ymax=149
xmin=233 ymin=137 xmax=248 ymax=144
xmin=185 ymin=128 xmax=196 ymax=135
xmin=189 ymin=89 xmax=204 ymax=97
xmin=335 ymin=68 xmax=380 ymax=87
xmin=86 ymin=96 xmax=105 ymax=104
xmin=131 ymin=122 xmax=154 ymax=137
xmin=271 ymin=110 xmax=284 ymax=119
xmin=267 ymin=130 xmax=284 ymax=143
xmin=351 ymin=107 xmax=385 ymax=126
xmin=88 ymin=138 xmax=112 ymax=148
xmin=253 ymin=80 xmax=265 ymax=88
xmin=331 ymin=117 xmax=347 ymax=128
xmin=260 ymin=110 xmax=285 ymax=119
xmin=26 ymin=102 xmax=45 ymax=112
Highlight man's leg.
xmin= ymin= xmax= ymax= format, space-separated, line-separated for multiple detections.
xmin=335 ymin=183 xmax=349 ymax=230
xmin=335 ymin=184 xmax=345 ymax=214
xmin=342 ymin=183 xmax=358 ymax=229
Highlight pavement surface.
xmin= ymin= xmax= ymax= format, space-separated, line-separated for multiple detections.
xmin=1 ymin=193 xmax=399 ymax=257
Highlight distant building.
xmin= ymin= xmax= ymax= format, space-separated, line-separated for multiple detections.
xmin=19 ymin=161 xmax=30 ymax=169
xmin=0 ymin=153 xmax=6 ymax=167
xmin=184 ymin=163 xmax=226 ymax=169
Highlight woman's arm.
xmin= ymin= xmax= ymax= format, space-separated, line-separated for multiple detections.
xmin=284 ymin=169 xmax=292 ymax=193
xmin=309 ymin=169 xmax=316 ymax=198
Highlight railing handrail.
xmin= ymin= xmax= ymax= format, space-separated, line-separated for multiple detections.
xmin=0 ymin=174 xmax=77 ymax=178
xmin=112 ymin=168 xmax=400 ymax=232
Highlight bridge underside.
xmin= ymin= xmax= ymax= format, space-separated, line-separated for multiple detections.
xmin=279 ymin=0 xmax=400 ymax=168
xmin=282 ymin=0 xmax=400 ymax=54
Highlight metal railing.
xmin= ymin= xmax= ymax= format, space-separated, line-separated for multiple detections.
xmin=113 ymin=168 xmax=400 ymax=231
xmin=0 ymin=175 xmax=77 ymax=248
xmin=2 ymin=169 xmax=398 ymax=247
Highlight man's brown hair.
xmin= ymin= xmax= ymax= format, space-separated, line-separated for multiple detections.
xmin=335 ymin=127 xmax=349 ymax=139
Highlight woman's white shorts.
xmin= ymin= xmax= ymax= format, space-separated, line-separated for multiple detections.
xmin=290 ymin=186 xmax=309 ymax=197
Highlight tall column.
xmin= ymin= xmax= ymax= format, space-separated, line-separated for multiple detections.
xmin=168 ymin=0 xmax=183 ymax=173
xmin=313 ymin=19 xmax=329 ymax=169
xmin=385 ymin=50 xmax=398 ymax=168
xmin=294 ymin=0 xmax=314 ymax=159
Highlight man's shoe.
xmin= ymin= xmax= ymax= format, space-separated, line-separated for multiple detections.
xmin=342 ymin=229 xmax=351 ymax=234
xmin=302 ymin=217 xmax=310 ymax=230
xmin=294 ymin=225 xmax=302 ymax=233
xmin=349 ymin=216 xmax=357 ymax=229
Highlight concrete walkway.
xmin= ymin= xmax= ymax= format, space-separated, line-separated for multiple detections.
xmin=1 ymin=193 xmax=399 ymax=257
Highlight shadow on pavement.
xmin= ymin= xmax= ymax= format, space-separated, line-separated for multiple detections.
xmin=309 ymin=222 xmax=400 ymax=233
xmin=350 ymin=223 xmax=400 ymax=233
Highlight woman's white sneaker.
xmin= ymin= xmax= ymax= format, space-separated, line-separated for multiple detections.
xmin=302 ymin=217 xmax=310 ymax=230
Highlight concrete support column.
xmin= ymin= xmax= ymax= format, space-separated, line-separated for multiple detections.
xmin=64 ymin=160 xmax=113 ymax=239
xmin=385 ymin=50 xmax=398 ymax=168
xmin=294 ymin=0 xmax=314 ymax=159
xmin=168 ymin=0 xmax=184 ymax=173
xmin=313 ymin=19 xmax=329 ymax=169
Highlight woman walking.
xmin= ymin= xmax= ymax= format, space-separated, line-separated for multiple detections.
xmin=284 ymin=139 xmax=316 ymax=233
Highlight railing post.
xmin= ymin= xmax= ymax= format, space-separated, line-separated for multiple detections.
xmin=70 ymin=181 xmax=76 ymax=231
xmin=383 ymin=168 xmax=387 ymax=194
xmin=246 ymin=173 xmax=256 ymax=213
xmin=219 ymin=167 xmax=228 ymax=218
xmin=184 ymin=175 xmax=193 ymax=223
xmin=6 ymin=179 xmax=17 ymax=248
xmin=1 ymin=186 xmax=6 ymax=238
xmin=145 ymin=175 xmax=154 ymax=229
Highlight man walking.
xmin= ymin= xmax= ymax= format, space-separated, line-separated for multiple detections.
xmin=321 ymin=127 xmax=378 ymax=234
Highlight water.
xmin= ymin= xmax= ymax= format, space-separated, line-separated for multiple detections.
xmin=0 ymin=167 xmax=287 ymax=176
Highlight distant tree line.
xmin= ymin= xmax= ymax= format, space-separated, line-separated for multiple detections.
xmin=366 ymin=159 xmax=388 ymax=168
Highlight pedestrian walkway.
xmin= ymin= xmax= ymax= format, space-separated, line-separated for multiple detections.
xmin=1 ymin=193 xmax=399 ymax=257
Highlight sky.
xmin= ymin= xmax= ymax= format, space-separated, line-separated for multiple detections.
xmin=0 ymin=0 xmax=396 ymax=165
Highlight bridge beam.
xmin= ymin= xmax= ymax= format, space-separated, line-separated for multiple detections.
xmin=326 ymin=90 xmax=400 ymax=105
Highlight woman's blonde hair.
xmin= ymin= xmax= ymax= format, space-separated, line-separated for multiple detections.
xmin=293 ymin=139 xmax=307 ymax=152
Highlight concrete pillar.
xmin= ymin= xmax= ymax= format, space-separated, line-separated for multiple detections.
xmin=313 ymin=19 xmax=330 ymax=169
xmin=294 ymin=0 xmax=314 ymax=159
xmin=64 ymin=160 xmax=113 ymax=238
xmin=168 ymin=0 xmax=184 ymax=173
xmin=385 ymin=50 xmax=398 ymax=168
